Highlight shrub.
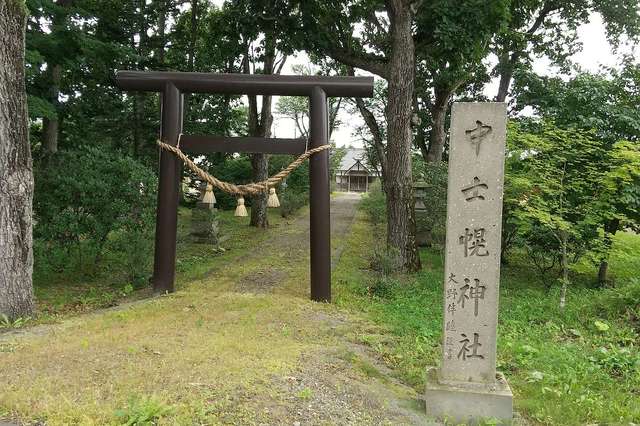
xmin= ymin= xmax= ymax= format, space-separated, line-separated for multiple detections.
xmin=413 ymin=160 xmax=448 ymax=247
xmin=34 ymin=147 xmax=157 ymax=276
xmin=360 ymin=181 xmax=386 ymax=226
xmin=279 ymin=189 xmax=308 ymax=218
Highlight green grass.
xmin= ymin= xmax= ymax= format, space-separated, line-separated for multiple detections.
xmin=7 ymin=197 xmax=640 ymax=424
xmin=333 ymin=210 xmax=640 ymax=425
xmin=1 ymin=199 xmax=427 ymax=425
xmin=30 ymin=207 xmax=286 ymax=323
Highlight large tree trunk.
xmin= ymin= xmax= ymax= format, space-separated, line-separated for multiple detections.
xmin=495 ymin=69 xmax=512 ymax=103
xmin=0 ymin=0 xmax=35 ymax=320
xmin=495 ymin=52 xmax=517 ymax=103
xmin=248 ymin=90 xmax=272 ymax=228
xmin=246 ymin=36 xmax=284 ymax=228
xmin=426 ymin=89 xmax=448 ymax=163
xmin=385 ymin=1 xmax=420 ymax=271
xmin=43 ymin=59 xmax=62 ymax=155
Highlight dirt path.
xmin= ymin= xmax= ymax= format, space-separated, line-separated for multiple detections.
xmin=0 ymin=194 xmax=427 ymax=425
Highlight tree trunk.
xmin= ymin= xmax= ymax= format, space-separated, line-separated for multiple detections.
xmin=495 ymin=67 xmax=513 ymax=103
xmin=188 ymin=0 xmax=198 ymax=71
xmin=246 ymin=35 xmax=283 ymax=228
xmin=385 ymin=1 xmax=420 ymax=271
xmin=43 ymin=63 xmax=61 ymax=155
xmin=0 ymin=0 xmax=35 ymax=320
xmin=426 ymin=94 xmax=447 ymax=163
xmin=248 ymin=91 xmax=273 ymax=228
xmin=495 ymin=52 xmax=516 ymax=103
xmin=598 ymin=218 xmax=620 ymax=286
xmin=559 ymin=230 xmax=568 ymax=310
xmin=156 ymin=0 xmax=167 ymax=67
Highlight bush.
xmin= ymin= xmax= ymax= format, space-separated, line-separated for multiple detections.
xmin=360 ymin=181 xmax=386 ymax=226
xmin=413 ymin=160 xmax=448 ymax=247
xmin=34 ymin=146 xmax=157 ymax=278
xmin=279 ymin=190 xmax=308 ymax=218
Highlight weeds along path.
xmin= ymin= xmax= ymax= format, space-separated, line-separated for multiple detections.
xmin=0 ymin=193 xmax=427 ymax=425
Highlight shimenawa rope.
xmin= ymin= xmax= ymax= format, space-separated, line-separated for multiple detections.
xmin=156 ymin=139 xmax=331 ymax=197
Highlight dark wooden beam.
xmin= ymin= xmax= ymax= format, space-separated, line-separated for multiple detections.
xmin=179 ymin=135 xmax=307 ymax=155
xmin=116 ymin=71 xmax=374 ymax=97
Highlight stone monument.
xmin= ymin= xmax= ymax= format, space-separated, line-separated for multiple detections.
xmin=191 ymin=183 xmax=220 ymax=245
xmin=425 ymin=102 xmax=512 ymax=424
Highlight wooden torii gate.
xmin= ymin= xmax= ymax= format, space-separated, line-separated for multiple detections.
xmin=116 ymin=71 xmax=373 ymax=302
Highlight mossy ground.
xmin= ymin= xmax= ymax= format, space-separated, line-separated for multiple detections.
xmin=3 ymin=196 xmax=638 ymax=425
xmin=0 ymin=196 xmax=426 ymax=425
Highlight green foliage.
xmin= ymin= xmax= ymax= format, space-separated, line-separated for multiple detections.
xmin=503 ymin=122 xmax=637 ymax=296
xmin=0 ymin=314 xmax=31 ymax=329
xmin=513 ymin=64 xmax=640 ymax=145
xmin=279 ymin=189 xmax=308 ymax=218
xmin=33 ymin=147 xmax=157 ymax=278
xmin=334 ymin=209 xmax=640 ymax=424
xmin=413 ymin=159 xmax=448 ymax=246
xmin=359 ymin=181 xmax=386 ymax=227
xmin=114 ymin=396 xmax=172 ymax=426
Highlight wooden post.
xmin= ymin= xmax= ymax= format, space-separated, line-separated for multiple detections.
xmin=151 ymin=83 xmax=183 ymax=293
xmin=115 ymin=72 xmax=373 ymax=302
xmin=309 ymin=87 xmax=330 ymax=302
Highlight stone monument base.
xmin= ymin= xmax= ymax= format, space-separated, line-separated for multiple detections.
xmin=424 ymin=367 xmax=513 ymax=425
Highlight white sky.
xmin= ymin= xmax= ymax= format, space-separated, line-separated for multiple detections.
xmin=271 ymin=13 xmax=637 ymax=148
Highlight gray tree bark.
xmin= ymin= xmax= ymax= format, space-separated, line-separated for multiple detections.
xmin=0 ymin=0 xmax=35 ymax=320
xmin=245 ymin=35 xmax=286 ymax=228
xmin=43 ymin=63 xmax=61 ymax=154
xmin=385 ymin=0 xmax=420 ymax=271
xmin=426 ymin=89 xmax=448 ymax=163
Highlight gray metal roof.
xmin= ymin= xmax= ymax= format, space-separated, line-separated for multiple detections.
xmin=337 ymin=148 xmax=368 ymax=171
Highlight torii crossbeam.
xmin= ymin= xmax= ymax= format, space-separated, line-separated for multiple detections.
xmin=116 ymin=71 xmax=374 ymax=302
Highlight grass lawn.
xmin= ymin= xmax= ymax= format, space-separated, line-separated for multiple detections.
xmin=3 ymin=198 xmax=638 ymax=425
xmin=333 ymin=209 xmax=640 ymax=425
xmin=29 ymin=207 xmax=287 ymax=323
xmin=1 ymin=198 xmax=426 ymax=425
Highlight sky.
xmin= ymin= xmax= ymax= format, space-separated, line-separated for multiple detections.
xmin=268 ymin=12 xmax=637 ymax=148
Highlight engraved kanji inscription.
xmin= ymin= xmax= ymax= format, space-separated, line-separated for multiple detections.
xmin=445 ymin=320 xmax=456 ymax=331
xmin=457 ymin=332 xmax=484 ymax=360
xmin=465 ymin=120 xmax=492 ymax=156
xmin=461 ymin=176 xmax=488 ymax=201
xmin=457 ymin=278 xmax=487 ymax=317
xmin=459 ymin=227 xmax=489 ymax=257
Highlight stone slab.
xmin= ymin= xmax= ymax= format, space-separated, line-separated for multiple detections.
xmin=440 ymin=102 xmax=507 ymax=383
xmin=425 ymin=366 xmax=513 ymax=425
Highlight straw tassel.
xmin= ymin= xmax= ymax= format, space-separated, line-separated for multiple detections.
xmin=234 ymin=196 xmax=248 ymax=217
xmin=267 ymin=187 xmax=280 ymax=208
xmin=202 ymin=183 xmax=216 ymax=204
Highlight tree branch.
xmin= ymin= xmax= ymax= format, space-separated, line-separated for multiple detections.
xmin=527 ymin=2 xmax=560 ymax=35
xmin=327 ymin=46 xmax=389 ymax=79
